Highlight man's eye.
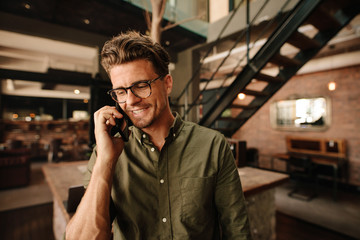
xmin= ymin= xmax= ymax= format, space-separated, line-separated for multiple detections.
xmin=134 ymin=83 xmax=148 ymax=89
xmin=115 ymin=90 xmax=126 ymax=96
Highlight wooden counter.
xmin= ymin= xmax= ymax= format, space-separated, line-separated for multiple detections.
xmin=43 ymin=162 xmax=288 ymax=240
xmin=238 ymin=167 xmax=289 ymax=197
xmin=42 ymin=161 xmax=88 ymax=240
xmin=238 ymin=167 xmax=288 ymax=240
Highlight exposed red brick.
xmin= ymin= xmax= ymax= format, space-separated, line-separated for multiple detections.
xmin=233 ymin=65 xmax=360 ymax=186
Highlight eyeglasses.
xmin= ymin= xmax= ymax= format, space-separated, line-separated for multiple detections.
xmin=107 ymin=75 xmax=163 ymax=103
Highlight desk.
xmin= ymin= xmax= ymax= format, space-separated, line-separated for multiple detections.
xmin=43 ymin=162 xmax=288 ymax=240
xmin=42 ymin=161 xmax=88 ymax=240
xmin=272 ymin=153 xmax=346 ymax=200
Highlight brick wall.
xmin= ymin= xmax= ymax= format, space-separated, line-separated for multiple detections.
xmin=232 ymin=65 xmax=360 ymax=186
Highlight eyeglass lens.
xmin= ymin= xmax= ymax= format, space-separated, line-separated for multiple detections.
xmin=111 ymin=82 xmax=151 ymax=103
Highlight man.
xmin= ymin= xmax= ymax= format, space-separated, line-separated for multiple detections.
xmin=66 ymin=31 xmax=251 ymax=240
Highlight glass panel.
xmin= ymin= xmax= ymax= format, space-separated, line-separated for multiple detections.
xmin=124 ymin=0 xmax=208 ymax=37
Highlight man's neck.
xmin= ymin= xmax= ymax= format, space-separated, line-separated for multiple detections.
xmin=142 ymin=111 xmax=175 ymax=151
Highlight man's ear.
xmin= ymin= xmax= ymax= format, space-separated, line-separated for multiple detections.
xmin=164 ymin=75 xmax=173 ymax=95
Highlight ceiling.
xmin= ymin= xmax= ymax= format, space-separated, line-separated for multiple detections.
xmin=0 ymin=0 xmax=206 ymax=54
xmin=1 ymin=0 xmax=360 ymax=98
xmin=0 ymin=0 xmax=207 ymax=99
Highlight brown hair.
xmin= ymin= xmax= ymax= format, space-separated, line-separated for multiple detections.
xmin=101 ymin=31 xmax=170 ymax=76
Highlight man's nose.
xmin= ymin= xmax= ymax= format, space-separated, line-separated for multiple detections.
xmin=126 ymin=90 xmax=141 ymax=105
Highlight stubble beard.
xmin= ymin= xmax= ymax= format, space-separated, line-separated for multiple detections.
xmin=132 ymin=103 xmax=166 ymax=130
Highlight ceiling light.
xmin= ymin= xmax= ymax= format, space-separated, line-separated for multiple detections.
xmin=6 ymin=79 xmax=15 ymax=91
xmin=74 ymin=89 xmax=80 ymax=94
xmin=83 ymin=19 xmax=90 ymax=25
xmin=24 ymin=3 xmax=31 ymax=9
xmin=237 ymin=93 xmax=246 ymax=100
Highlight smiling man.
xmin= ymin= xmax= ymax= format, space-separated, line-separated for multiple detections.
xmin=66 ymin=31 xmax=251 ymax=240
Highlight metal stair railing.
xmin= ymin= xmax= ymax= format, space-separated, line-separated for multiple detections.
xmin=174 ymin=0 xmax=297 ymax=121
xmin=200 ymin=0 xmax=323 ymax=127
xmin=200 ymin=0 xmax=360 ymax=136
xmin=217 ymin=0 xmax=294 ymax=91
xmin=173 ymin=0 xmax=245 ymax=119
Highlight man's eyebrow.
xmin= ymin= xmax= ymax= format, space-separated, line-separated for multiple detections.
xmin=132 ymin=79 xmax=149 ymax=84
xmin=113 ymin=79 xmax=149 ymax=89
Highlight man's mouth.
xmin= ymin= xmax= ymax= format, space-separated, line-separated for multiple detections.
xmin=128 ymin=105 xmax=150 ymax=116
xmin=132 ymin=109 xmax=146 ymax=115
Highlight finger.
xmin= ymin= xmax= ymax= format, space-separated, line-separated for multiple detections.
xmin=95 ymin=106 xmax=122 ymax=125
xmin=106 ymin=116 xmax=117 ymax=126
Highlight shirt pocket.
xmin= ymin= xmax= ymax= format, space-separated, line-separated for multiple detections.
xmin=180 ymin=176 xmax=215 ymax=226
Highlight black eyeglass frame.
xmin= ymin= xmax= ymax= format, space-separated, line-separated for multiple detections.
xmin=107 ymin=75 xmax=164 ymax=103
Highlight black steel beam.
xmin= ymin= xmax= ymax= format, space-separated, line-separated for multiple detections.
xmin=0 ymin=68 xmax=111 ymax=87
xmin=232 ymin=0 xmax=360 ymax=131
xmin=199 ymin=0 xmax=322 ymax=127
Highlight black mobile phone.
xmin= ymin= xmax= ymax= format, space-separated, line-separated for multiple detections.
xmin=111 ymin=103 xmax=132 ymax=142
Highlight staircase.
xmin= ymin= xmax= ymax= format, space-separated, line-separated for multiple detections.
xmin=175 ymin=0 xmax=360 ymax=137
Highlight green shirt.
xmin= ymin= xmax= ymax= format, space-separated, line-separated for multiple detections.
xmin=85 ymin=113 xmax=251 ymax=240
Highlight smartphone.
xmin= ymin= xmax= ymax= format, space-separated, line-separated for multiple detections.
xmin=111 ymin=103 xmax=132 ymax=142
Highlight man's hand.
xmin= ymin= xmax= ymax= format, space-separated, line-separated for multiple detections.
xmin=94 ymin=106 xmax=125 ymax=168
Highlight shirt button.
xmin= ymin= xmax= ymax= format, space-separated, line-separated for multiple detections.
xmin=151 ymin=147 xmax=155 ymax=152
xmin=173 ymin=133 xmax=176 ymax=137
xmin=142 ymin=134 xmax=146 ymax=138
xmin=160 ymin=179 xmax=165 ymax=184
xmin=162 ymin=218 xmax=167 ymax=223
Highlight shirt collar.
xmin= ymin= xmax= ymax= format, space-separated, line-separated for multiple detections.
xmin=131 ymin=112 xmax=184 ymax=145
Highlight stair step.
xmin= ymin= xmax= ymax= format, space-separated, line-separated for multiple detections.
xmin=199 ymin=0 xmax=358 ymax=137
xmin=270 ymin=53 xmax=302 ymax=67
xmin=242 ymin=89 xmax=269 ymax=97
xmin=230 ymin=104 xmax=259 ymax=110
xmin=218 ymin=117 xmax=242 ymax=122
xmin=287 ymin=31 xmax=321 ymax=50
xmin=306 ymin=6 xmax=341 ymax=31
xmin=254 ymin=73 xmax=283 ymax=83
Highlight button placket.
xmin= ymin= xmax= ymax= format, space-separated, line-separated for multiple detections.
xmin=157 ymin=144 xmax=171 ymax=237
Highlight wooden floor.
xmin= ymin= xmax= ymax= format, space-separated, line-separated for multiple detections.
xmin=2 ymin=162 xmax=358 ymax=239
xmin=0 ymin=203 xmax=54 ymax=240
xmin=0 ymin=205 xmax=356 ymax=240
xmin=276 ymin=211 xmax=357 ymax=240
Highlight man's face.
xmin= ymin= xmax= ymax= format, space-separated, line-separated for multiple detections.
xmin=109 ymin=59 xmax=172 ymax=129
